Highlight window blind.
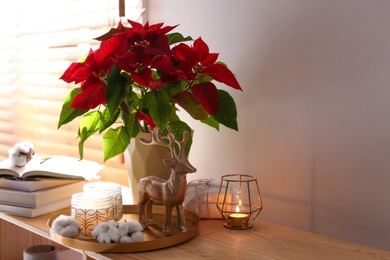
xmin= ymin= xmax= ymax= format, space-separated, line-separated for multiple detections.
xmin=0 ymin=0 xmax=145 ymax=184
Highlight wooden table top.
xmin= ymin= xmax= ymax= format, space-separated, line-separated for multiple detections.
xmin=96 ymin=219 xmax=390 ymax=260
xmin=1 ymin=209 xmax=390 ymax=260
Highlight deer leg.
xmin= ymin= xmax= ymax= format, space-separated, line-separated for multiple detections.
xmin=145 ymin=200 xmax=154 ymax=222
xmin=176 ymin=204 xmax=188 ymax=233
xmin=138 ymin=198 xmax=149 ymax=229
xmin=163 ymin=205 xmax=173 ymax=236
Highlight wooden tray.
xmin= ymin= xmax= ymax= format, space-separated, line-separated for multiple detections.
xmin=47 ymin=204 xmax=199 ymax=253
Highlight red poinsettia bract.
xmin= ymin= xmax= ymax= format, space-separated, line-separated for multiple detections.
xmin=58 ymin=19 xmax=243 ymax=162
xmin=172 ymin=37 xmax=242 ymax=115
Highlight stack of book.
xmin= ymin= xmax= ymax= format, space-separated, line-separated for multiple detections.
xmin=0 ymin=155 xmax=104 ymax=217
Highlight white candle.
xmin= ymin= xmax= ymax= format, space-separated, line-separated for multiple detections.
xmin=71 ymin=192 xmax=114 ymax=238
xmin=83 ymin=182 xmax=123 ymax=221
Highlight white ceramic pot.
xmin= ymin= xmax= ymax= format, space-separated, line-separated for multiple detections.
xmin=124 ymin=132 xmax=171 ymax=204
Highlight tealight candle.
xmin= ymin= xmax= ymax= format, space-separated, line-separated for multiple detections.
xmin=71 ymin=192 xmax=114 ymax=238
xmin=228 ymin=213 xmax=249 ymax=228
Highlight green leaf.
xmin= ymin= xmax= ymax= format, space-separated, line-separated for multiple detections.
xmin=99 ymin=107 xmax=120 ymax=133
xmin=103 ymin=126 xmax=130 ymax=162
xmin=79 ymin=110 xmax=101 ymax=132
xmin=167 ymin=32 xmax=193 ymax=45
xmin=143 ymin=91 xmax=172 ymax=129
xmin=172 ymin=91 xmax=209 ymax=120
xmin=58 ymin=88 xmax=88 ymax=128
xmin=169 ymin=106 xmax=180 ymax=121
xmin=201 ymin=116 xmax=220 ymax=131
xmin=212 ymin=90 xmax=238 ymax=131
xmin=161 ymin=81 xmax=185 ymax=97
xmin=198 ymin=74 xmax=213 ymax=83
xmin=77 ymin=111 xmax=101 ymax=159
xmin=106 ymin=63 xmax=128 ymax=116
xmin=122 ymin=110 xmax=140 ymax=139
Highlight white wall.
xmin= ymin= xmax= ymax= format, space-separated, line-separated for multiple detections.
xmin=147 ymin=0 xmax=390 ymax=250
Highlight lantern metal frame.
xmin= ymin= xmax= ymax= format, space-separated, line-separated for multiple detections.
xmin=216 ymin=174 xmax=263 ymax=229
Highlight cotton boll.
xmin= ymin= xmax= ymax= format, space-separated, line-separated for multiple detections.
xmin=92 ymin=221 xmax=121 ymax=243
xmin=130 ymin=231 xmax=145 ymax=242
xmin=52 ymin=215 xmax=80 ymax=239
xmin=92 ymin=222 xmax=113 ymax=243
xmin=52 ymin=215 xmax=79 ymax=232
xmin=106 ymin=220 xmax=117 ymax=228
xmin=20 ymin=140 xmax=35 ymax=154
xmin=118 ymin=221 xmax=131 ymax=237
xmin=59 ymin=216 xmax=80 ymax=238
xmin=9 ymin=151 xmax=28 ymax=168
xmin=96 ymin=233 xmax=111 ymax=243
xmin=62 ymin=215 xmax=80 ymax=228
xmin=59 ymin=224 xmax=80 ymax=238
xmin=52 ymin=215 xmax=69 ymax=232
xmin=126 ymin=220 xmax=143 ymax=233
xmin=91 ymin=222 xmax=110 ymax=238
xmin=107 ymin=224 xmax=120 ymax=243
xmin=8 ymin=141 xmax=35 ymax=167
xmin=119 ymin=235 xmax=132 ymax=243
xmin=105 ymin=220 xmax=120 ymax=242
xmin=92 ymin=220 xmax=144 ymax=244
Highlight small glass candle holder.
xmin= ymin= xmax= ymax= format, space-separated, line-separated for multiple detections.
xmin=217 ymin=174 xmax=263 ymax=229
xmin=83 ymin=182 xmax=123 ymax=221
xmin=71 ymin=192 xmax=115 ymax=238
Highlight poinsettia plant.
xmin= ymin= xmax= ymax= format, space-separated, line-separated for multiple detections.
xmin=58 ymin=19 xmax=242 ymax=162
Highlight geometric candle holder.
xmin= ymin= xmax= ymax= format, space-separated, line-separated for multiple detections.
xmin=216 ymin=174 xmax=263 ymax=229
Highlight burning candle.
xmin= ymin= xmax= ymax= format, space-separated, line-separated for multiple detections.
xmin=83 ymin=182 xmax=123 ymax=221
xmin=228 ymin=205 xmax=249 ymax=228
xmin=228 ymin=212 xmax=249 ymax=227
xmin=71 ymin=192 xmax=114 ymax=238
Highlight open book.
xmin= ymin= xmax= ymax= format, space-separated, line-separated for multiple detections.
xmin=0 ymin=155 xmax=103 ymax=181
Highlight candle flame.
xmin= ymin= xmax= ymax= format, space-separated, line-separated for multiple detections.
xmin=234 ymin=191 xmax=243 ymax=214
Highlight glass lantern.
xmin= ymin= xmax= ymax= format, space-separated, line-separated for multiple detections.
xmin=216 ymin=174 xmax=263 ymax=229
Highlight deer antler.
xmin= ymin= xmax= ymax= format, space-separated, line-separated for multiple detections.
xmin=139 ymin=126 xmax=176 ymax=158
xmin=175 ymin=130 xmax=189 ymax=160
xmin=139 ymin=126 xmax=190 ymax=161
xmin=139 ymin=127 xmax=165 ymax=146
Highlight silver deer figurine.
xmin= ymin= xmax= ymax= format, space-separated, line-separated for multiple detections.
xmin=137 ymin=126 xmax=197 ymax=236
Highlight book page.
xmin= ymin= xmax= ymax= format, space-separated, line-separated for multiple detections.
xmin=22 ymin=156 xmax=104 ymax=180
xmin=0 ymin=156 xmax=37 ymax=178
xmin=0 ymin=155 xmax=103 ymax=180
